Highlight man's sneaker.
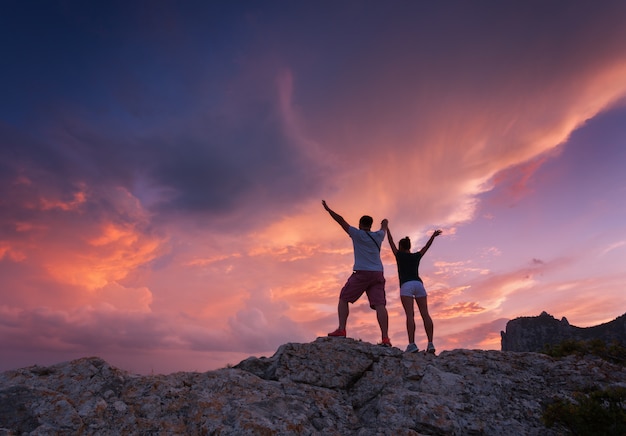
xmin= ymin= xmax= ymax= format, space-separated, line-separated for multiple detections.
xmin=379 ymin=337 xmax=392 ymax=347
xmin=427 ymin=342 xmax=436 ymax=354
xmin=328 ymin=329 xmax=346 ymax=337
xmin=405 ymin=343 xmax=418 ymax=353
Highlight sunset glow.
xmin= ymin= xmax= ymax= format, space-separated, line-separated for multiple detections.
xmin=1 ymin=1 xmax=626 ymax=374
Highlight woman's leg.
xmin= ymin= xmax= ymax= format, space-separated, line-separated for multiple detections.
xmin=401 ymin=295 xmax=416 ymax=344
xmin=415 ymin=296 xmax=433 ymax=342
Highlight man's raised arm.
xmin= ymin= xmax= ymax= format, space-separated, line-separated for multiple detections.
xmin=322 ymin=200 xmax=350 ymax=234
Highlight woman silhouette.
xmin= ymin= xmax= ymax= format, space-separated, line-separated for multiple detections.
xmin=387 ymin=226 xmax=442 ymax=353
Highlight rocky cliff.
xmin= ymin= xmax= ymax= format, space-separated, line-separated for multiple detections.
xmin=2 ymin=337 xmax=626 ymax=435
xmin=501 ymin=311 xmax=626 ymax=352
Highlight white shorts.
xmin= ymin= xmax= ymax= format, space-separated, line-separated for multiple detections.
xmin=400 ymin=280 xmax=427 ymax=298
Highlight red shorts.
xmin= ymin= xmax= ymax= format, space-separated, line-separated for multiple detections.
xmin=339 ymin=270 xmax=386 ymax=309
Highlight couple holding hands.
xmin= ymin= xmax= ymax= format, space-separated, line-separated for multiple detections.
xmin=322 ymin=200 xmax=442 ymax=354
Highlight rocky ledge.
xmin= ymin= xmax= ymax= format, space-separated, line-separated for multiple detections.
xmin=2 ymin=337 xmax=626 ymax=435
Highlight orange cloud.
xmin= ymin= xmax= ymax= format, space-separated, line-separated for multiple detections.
xmin=45 ymin=222 xmax=162 ymax=290
xmin=39 ymin=186 xmax=87 ymax=211
xmin=1 ymin=178 xmax=165 ymax=293
xmin=0 ymin=242 xmax=26 ymax=262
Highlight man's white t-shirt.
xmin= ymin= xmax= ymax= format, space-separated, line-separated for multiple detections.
xmin=348 ymin=226 xmax=385 ymax=271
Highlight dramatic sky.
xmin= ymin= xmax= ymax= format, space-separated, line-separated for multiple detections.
xmin=2 ymin=1 xmax=626 ymax=374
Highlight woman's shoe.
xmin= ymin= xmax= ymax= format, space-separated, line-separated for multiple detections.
xmin=405 ymin=343 xmax=418 ymax=353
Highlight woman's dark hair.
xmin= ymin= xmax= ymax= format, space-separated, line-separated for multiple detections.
xmin=399 ymin=237 xmax=411 ymax=250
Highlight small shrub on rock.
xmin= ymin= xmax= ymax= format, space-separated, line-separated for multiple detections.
xmin=542 ymin=339 xmax=626 ymax=366
xmin=542 ymin=386 xmax=626 ymax=435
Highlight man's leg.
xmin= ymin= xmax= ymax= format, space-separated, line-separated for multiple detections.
xmin=328 ymin=299 xmax=349 ymax=336
xmin=333 ymin=272 xmax=364 ymax=334
xmin=374 ymin=304 xmax=389 ymax=339
xmin=338 ymin=299 xmax=349 ymax=331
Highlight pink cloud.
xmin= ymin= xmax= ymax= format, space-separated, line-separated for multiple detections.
xmin=439 ymin=318 xmax=509 ymax=351
xmin=488 ymin=155 xmax=554 ymax=206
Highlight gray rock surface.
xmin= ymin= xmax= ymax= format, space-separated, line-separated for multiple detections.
xmin=2 ymin=337 xmax=626 ymax=435
xmin=501 ymin=311 xmax=626 ymax=352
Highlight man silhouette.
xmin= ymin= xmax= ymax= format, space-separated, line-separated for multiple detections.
xmin=322 ymin=200 xmax=391 ymax=346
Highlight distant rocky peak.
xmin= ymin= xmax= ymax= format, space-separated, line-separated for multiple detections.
xmin=501 ymin=311 xmax=626 ymax=352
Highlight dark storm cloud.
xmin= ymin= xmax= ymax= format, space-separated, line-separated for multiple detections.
xmin=1 ymin=108 xmax=325 ymax=219
xmin=0 ymin=2 xmax=329 ymax=223
xmin=133 ymin=113 xmax=324 ymax=214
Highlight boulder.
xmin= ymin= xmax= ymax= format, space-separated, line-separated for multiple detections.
xmin=2 ymin=337 xmax=626 ymax=435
